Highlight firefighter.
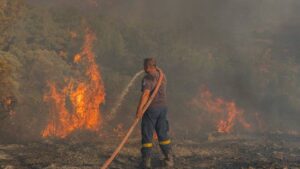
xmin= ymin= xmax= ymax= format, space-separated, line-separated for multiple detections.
xmin=136 ymin=58 xmax=174 ymax=168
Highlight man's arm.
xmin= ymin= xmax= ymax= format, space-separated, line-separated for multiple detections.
xmin=136 ymin=89 xmax=151 ymax=119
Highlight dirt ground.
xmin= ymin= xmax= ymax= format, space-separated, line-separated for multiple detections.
xmin=0 ymin=132 xmax=299 ymax=169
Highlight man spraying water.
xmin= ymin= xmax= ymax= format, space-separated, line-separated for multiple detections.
xmin=136 ymin=58 xmax=174 ymax=168
xmin=100 ymin=58 xmax=173 ymax=169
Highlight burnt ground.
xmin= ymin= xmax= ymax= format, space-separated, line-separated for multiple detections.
xmin=0 ymin=132 xmax=299 ymax=169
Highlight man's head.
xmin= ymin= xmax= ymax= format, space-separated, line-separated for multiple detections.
xmin=144 ymin=58 xmax=157 ymax=74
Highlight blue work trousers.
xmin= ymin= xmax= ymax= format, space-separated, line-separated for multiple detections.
xmin=141 ymin=106 xmax=171 ymax=158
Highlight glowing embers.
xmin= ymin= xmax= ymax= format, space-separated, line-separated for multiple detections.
xmin=42 ymin=29 xmax=105 ymax=138
xmin=191 ymin=87 xmax=251 ymax=133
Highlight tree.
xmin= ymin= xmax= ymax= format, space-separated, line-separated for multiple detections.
xmin=0 ymin=51 xmax=21 ymax=121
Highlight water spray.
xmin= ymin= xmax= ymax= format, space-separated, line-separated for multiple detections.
xmin=106 ymin=70 xmax=144 ymax=121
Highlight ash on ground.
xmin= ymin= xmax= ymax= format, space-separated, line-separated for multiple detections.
xmin=0 ymin=132 xmax=299 ymax=169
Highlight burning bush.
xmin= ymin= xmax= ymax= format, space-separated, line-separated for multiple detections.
xmin=42 ymin=29 xmax=105 ymax=138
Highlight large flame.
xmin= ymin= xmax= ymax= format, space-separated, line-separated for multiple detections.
xmin=42 ymin=29 xmax=105 ymax=138
xmin=191 ymin=87 xmax=251 ymax=133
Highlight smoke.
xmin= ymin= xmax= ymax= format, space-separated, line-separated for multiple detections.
xmin=114 ymin=0 xmax=300 ymax=133
xmin=1 ymin=0 xmax=300 ymax=142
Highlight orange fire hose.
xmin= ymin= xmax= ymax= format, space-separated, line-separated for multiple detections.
xmin=100 ymin=68 xmax=164 ymax=169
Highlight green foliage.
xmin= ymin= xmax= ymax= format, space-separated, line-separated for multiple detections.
xmin=0 ymin=51 xmax=21 ymax=129
xmin=0 ymin=51 xmax=21 ymax=98
xmin=0 ymin=0 xmax=24 ymax=49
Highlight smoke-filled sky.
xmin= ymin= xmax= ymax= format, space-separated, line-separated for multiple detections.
xmin=23 ymin=0 xmax=300 ymax=131
xmin=1 ymin=0 xmax=300 ymax=142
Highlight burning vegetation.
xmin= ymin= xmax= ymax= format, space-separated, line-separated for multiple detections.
xmin=42 ymin=29 xmax=105 ymax=138
xmin=190 ymin=87 xmax=252 ymax=133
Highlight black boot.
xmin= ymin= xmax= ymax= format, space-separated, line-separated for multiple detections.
xmin=163 ymin=153 xmax=174 ymax=168
xmin=160 ymin=145 xmax=174 ymax=168
xmin=140 ymin=157 xmax=151 ymax=169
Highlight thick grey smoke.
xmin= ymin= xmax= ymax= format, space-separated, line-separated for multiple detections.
xmin=25 ymin=0 xmax=300 ymax=130
xmin=1 ymin=0 xmax=300 ymax=142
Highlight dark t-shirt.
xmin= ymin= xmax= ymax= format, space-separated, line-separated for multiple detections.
xmin=141 ymin=70 xmax=167 ymax=108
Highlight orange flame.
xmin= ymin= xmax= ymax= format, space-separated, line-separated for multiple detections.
xmin=191 ymin=87 xmax=251 ymax=133
xmin=42 ymin=29 xmax=105 ymax=138
xmin=73 ymin=54 xmax=81 ymax=63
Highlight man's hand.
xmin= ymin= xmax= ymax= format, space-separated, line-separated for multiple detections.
xmin=136 ymin=89 xmax=150 ymax=119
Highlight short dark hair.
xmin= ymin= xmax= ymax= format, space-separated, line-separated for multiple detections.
xmin=144 ymin=58 xmax=156 ymax=67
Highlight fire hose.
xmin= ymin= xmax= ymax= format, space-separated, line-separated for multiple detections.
xmin=100 ymin=68 xmax=164 ymax=169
